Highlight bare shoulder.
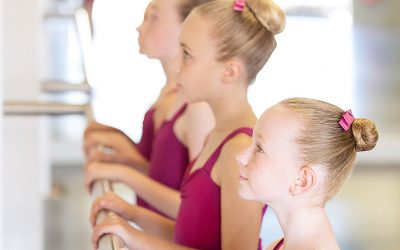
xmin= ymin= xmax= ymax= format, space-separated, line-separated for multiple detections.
xmin=185 ymin=102 xmax=213 ymax=121
xmin=218 ymin=133 xmax=252 ymax=170
xmin=182 ymin=102 xmax=214 ymax=135
xmin=221 ymin=133 xmax=252 ymax=156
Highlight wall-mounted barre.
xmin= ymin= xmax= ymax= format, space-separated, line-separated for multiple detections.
xmin=42 ymin=80 xmax=92 ymax=94
xmin=3 ymin=101 xmax=88 ymax=116
xmin=91 ymin=181 xmax=126 ymax=250
xmin=3 ymin=100 xmax=126 ymax=250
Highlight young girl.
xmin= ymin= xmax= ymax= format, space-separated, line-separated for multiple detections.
xmin=90 ymin=0 xmax=285 ymax=249
xmin=237 ymin=97 xmax=379 ymax=250
xmin=84 ymin=0 xmax=215 ymax=217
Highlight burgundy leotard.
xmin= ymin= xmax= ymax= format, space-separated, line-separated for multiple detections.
xmin=174 ymin=128 xmax=257 ymax=250
xmin=273 ymin=238 xmax=284 ymax=250
xmin=137 ymin=104 xmax=189 ymax=216
xmin=136 ymin=107 xmax=156 ymax=160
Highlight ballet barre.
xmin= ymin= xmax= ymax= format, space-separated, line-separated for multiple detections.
xmin=3 ymin=100 xmax=126 ymax=250
xmin=3 ymin=101 xmax=88 ymax=116
xmin=85 ymin=105 xmax=126 ymax=250
xmin=42 ymin=80 xmax=91 ymax=94
xmin=91 ymin=181 xmax=126 ymax=250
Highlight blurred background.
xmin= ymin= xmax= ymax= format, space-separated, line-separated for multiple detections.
xmin=1 ymin=0 xmax=399 ymax=249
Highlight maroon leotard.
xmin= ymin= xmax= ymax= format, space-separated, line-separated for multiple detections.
xmin=174 ymin=127 xmax=264 ymax=249
xmin=136 ymin=107 xmax=156 ymax=161
xmin=273 ymin=238 xmax=284 ymax=250
xmin=137 ymin=104 xmax=189 ymax=217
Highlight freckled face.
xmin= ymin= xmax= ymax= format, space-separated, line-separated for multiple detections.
xmin=236 ymin=105 xmax=302 ymax=203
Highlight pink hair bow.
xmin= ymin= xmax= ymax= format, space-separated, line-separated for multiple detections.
xmin=339 ymin=110 xmax=355 ymax=131
xmin=233 ymin=0 xmax=246 ymax=12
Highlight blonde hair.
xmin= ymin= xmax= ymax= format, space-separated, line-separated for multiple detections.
xmin=193 ymin=0 xmax=286 ymax=81
xmin=280 ymin=98 xmax=379 ymax=200
xmin=177 ymin=0 xmax=214 ymax=21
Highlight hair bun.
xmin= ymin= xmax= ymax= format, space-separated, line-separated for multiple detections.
xmin=247 ymin=0 xmax=286 ymax=35
xmin=352 ymin=118 xmax=379 ymax=152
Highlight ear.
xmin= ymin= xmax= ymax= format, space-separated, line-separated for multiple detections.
xmin=289 ymin=165 xmax=318 ymax=196
xmin=221 ymin=59 xmax=242 ymax=84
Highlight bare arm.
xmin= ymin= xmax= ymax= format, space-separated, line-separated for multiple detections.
xmin=93 ymin=214 xmax=199 ymax=250
xmin=84 ymin=120 xmax=122 ymax=135
xmin=217 ymin=135 xmax=264 ymax=250
xmin=84 ymin=122 xmax=128 ymax=158
xmin=92 ymin=135 xmax=263 ymax=250
xmin=85 ymin=163 xmax=181 ymax=219
xmin=90 ymin=192 xmax=175 ymax=240
xmin=84 ymin=130 xmax=150 ymax=173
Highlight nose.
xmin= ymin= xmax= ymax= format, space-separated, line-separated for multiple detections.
xmin=136 ymin=23 xmax=142 ymax=33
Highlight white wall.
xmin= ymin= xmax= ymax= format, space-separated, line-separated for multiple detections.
xmin=0 ymin=0 xmax=4 ymax=246
xmin=2 ymin=0 xmax=48 ymax=249
xmin=91 ymin=0 xmax=163 ymax=141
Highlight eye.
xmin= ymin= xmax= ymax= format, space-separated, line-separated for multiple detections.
xmin=256 ymin=144 xmax=264 ymax=153
xmin=150 ymin=14 xmax=158 ymax=21
xmin=182 ymin=49 xmax=191 ymax=61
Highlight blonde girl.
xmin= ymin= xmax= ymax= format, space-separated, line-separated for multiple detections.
xmin=85 ymin=0 xmax=215 ymax=217
xmin=91 ymin=0 xmax=286 ymax=249
xmin=237 ymin=97 xmax=378 ymax=250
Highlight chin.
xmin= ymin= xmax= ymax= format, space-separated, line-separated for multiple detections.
xmin=138 ymin=46 xmax=145 ymax=54
xmin=144 ymin=53 xmax=158 ymax=59
xmin=181 ymin=94 xmax=197 ymax=104
xmin=238 ymin=186 xmax=255 ymax=201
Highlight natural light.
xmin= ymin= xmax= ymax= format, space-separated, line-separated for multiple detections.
xmin=91 ymin=0 xmax=353 ymax=143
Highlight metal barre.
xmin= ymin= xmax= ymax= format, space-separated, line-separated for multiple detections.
xmin=3 ymin=101 xmax=88 ymax=116
xmin=42 ymin=80 xmax=92 ymax=94
xmin=3 ymin=100 xmax=126 ymax=249
xmin=92 ymin=181 xmax=126 ymax=250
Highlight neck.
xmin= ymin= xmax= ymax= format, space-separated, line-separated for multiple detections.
xmin=208 ymin=83 xmax=256 ymax=132
xmin=273 ymin=203 xmax=338 ymax=249
xmin=160 ymin=60 xmax=176 ymax=88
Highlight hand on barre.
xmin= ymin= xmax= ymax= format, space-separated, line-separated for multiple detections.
xmin=90 ymin=192 xmax=137 ymax=227
xmin=84 ymin=162 xmax=127 ymax=193
xmin=84 ymin=120 xmax=122 ymax=136
xmin=84 ymin=123 xmax=149 ymax=171
xmin=92 ymin=213 xmax=143 ymax=250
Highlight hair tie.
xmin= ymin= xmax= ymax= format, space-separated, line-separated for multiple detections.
xmin=339 ymin=110 xmax=355 ymax=131
xmin=233 ymin=0 xmax=246 ymax=12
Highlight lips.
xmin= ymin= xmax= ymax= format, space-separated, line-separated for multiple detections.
xmin=239 ymin=174 xmax=248 ymax=181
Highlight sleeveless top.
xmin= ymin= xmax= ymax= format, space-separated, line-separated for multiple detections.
xmin=175 ymin=127 xmax=261 ymax=250
xmin=137 ymin=104 xmax=189 ymax=216
xmin=136 ymin=87 xmax=177 ymax=160
xmin=136 ymin=107 xmax=156 ymax=161
xmin=273 ymin=239 xmax=284 ymax=250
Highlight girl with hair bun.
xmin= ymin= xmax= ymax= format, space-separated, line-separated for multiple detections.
xmin=91 ymin=0 xmax=286 ymax=249
xmin=85 ymin=0 xmax=215 ymax=218
xmin=237 ymin=97 xmax=378 ymax=250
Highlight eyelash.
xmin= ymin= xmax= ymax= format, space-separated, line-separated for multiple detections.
xmin=183 ymin=49 xmax=190 ymax=60
xmin=256 ymin=144 xmax=264 ymax=153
